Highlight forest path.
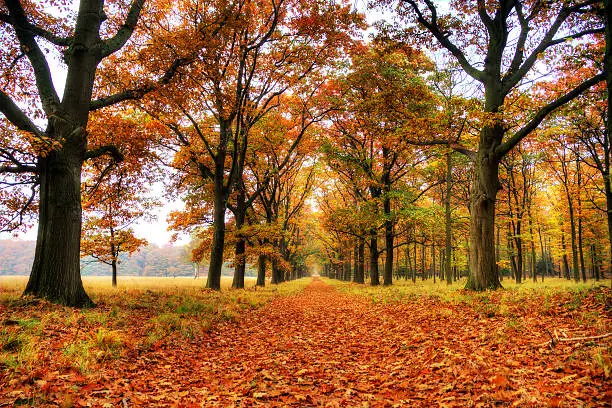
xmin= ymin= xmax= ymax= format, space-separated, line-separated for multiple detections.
xmin=110 ymin=277 xmax=609 ymax=407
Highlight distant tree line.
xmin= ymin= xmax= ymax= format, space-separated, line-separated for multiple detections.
xmin=0 ymin=241 xmax=253 ymax=278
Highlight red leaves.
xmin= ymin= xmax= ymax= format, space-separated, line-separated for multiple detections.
xmin=1 ymin=281 xmax=610 ymax=406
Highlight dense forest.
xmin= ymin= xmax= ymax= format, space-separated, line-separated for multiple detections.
xmin=0 ymin=0 xmax=609 ymax=306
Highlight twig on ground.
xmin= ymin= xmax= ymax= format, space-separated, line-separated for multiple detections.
xmin=538 ymin=332 xmax=612 ymax=348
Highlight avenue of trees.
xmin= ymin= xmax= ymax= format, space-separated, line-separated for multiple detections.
xmin=0 ymin=0 xmax=609 ymax=306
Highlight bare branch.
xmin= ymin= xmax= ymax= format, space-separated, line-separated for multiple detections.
xmin=101 ymin=0 xmax=146 ymax=57
xmin=401 ymin=0 xmax=485 ymax=82
xmin=0 ymin=164 xmax=37 ymax=173
xmin=90 ymin=57 xmax=191 ymax=111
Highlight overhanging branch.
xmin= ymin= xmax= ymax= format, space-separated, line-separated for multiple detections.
xmin=496 ymin=72 xmax=606 ymax=157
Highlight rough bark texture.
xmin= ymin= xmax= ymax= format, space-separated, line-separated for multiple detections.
xmin=24 ymin=150 xmax=92 ymax=307
xmin=465 ymin=126 xmax=502 ymax=290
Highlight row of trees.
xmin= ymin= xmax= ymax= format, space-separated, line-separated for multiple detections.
xmin=0 ymin=0 xmax=610 ymax=306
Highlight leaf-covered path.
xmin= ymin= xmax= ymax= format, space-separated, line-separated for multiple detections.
xmin=2 ymin=278 xmax=610 ymax=407
xmin=99 ymin=278 xmax=608 ymax=407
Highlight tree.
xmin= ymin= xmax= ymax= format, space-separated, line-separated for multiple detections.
xmin=324 ymin=40 xmax=436 ymax=285
xmin=0 ymin=0 xmax=188 ymax=306
xmin=80 ymin=110 xmax=158 ymax=287
xmin=150 ymin=0 xmax=362 ymax=290
xmin=392 ymin=0 xmax=605 ymax=290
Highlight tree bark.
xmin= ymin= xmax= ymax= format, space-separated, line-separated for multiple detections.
xmin=206 ymin=175 xmax=228 ymax=290
xmin=231 ymin=191 xmax=247 ymax=289
xmin=357 ymin=238 xmax=365 ymax=283
xmin=445 ymin=152 xmax=453 ymax=284
xmin=383 ymin=197 xmax=393 ymax=285
xmin=369 ymin=229 xmax=380 ymax=286
xmin=465 ymin=126 xmax=502 ymax=290
xmin=24 ymin=149 xmax=93 ymax=307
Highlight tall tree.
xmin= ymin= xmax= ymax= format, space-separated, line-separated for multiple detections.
xmin=149 ymin=0 xmax=362 ymax=290
xmin=325 ymin=40 xmax=436 ymax=286
xmin=390 ymin=0 xmax=605 ymax=290
xmin=0 ymin=0 xmax=188 ymax=306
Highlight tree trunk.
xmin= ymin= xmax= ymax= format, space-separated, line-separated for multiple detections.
xmin=576 ymin=159 xmax=587 ymax=282
xmin=466 ymin=133 xmax=502 ymax=290
xmin=232 ymin=237 xmax=246 ymax=289
xmin=24 ymin=150 xmax=93 ymax=307
xmin=561 ymin=232 xmax=571 ymax=279
xmin=369 ymin=230 xmax=379 ymax=286
xmin=567 ymin=196 xmax=580 ymax=282
xmin=383 ymin=197 xmax=393 ymax=286
xmin=358 ymin=239 xmax=365 ymax=283
xmin=444 ymin=151 xmax=452 ymax=284
xmin=528 ymin=208 xmax=537 ymax=283
xmin=604 ymin=175 xmax=612 ymax=279
xmin=232 ymin=202 xmax=247 ymax=289
xmin=110 ymin=226 xmax=118 ymax=288
xmin=206 ymin=176 xmax=228 ymax=290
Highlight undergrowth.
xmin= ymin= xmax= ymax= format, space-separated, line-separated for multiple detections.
xmin=0 ymin=277 xmax=311 ymax=375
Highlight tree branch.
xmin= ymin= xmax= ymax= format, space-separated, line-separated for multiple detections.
xmin=502 ymin=3 xmax=602 ymax=93
xmin=90 ymin=57 xmax=191 ymax=111
xmin=0 ymin=89 xmax=42 ymax=136
xmin=402 ymin=0 xmax=484 ymax=82
xmin=0 ymin=12 xmax=73 ymax=46
xmin=0 ymin=164 xmax=37 ymax=173
xmin=101 ymin=0 xmax=146 ymax=58
xmin=496 ymin=72 xmax=606 ymax=157
xmin=4 ymin=0 xmax=60 ymax=115
xmin=84 ymin=145 xmax=124 ymax=162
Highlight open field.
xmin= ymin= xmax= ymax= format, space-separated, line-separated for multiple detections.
xmin=0 ymin=275 xmax=258 ymax=294
xmin=1 ymin=276 xmax=610 ymax=406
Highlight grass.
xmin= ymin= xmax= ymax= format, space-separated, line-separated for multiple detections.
xmin=0 ymin=275 xmax=311 ymax=375
xmin=324 ymin=276 xmax=611 ymax=304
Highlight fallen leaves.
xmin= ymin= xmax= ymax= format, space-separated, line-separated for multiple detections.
xmin=0 ymin=278 xmax=610 ymax=406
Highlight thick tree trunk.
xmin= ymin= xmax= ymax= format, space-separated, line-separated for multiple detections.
xmin=207 ymin=180 xmax=227 ymax=290
xmin=232 ymin=237 xmax=246 ymax=289
xmin=24 ymin=150 xmax=93 ymax=307
xmin=465 ymin=128 xmax=502 ymax=291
